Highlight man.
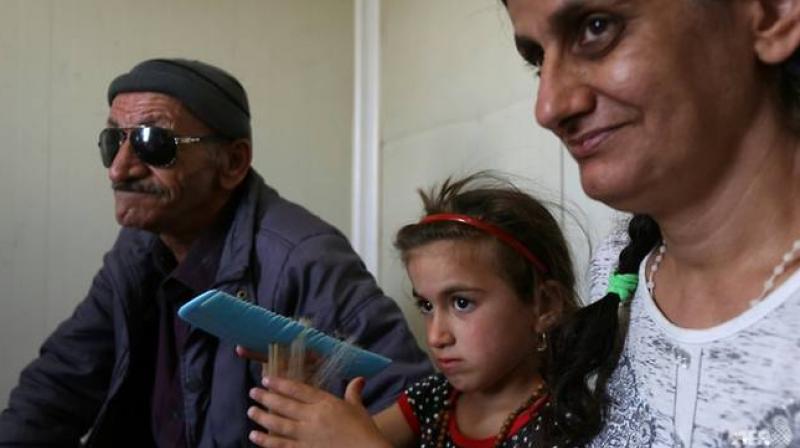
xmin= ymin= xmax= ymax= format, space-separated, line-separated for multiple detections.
xmin=0 ymin=58 xmax=432 ymax=446
xmin=503 ymin=0 xmax=800 ymax=446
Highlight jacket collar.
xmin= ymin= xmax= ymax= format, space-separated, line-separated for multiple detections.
xmin=214 ymin=169 xmax=276 ymax=285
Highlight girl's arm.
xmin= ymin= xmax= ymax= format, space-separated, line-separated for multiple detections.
xmin=374 ymin=403 xmax=415 ymax=448
xmin=247 ymin=376 xmax=414 ymax=448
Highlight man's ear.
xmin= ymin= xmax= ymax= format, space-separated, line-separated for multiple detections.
xmin=751 ymin=0 xmax=800 ymax=64
xmin=218 ymin=138 xmax=252 ymax=191
xmin=531 ymin=279 xmax=570 ymax=333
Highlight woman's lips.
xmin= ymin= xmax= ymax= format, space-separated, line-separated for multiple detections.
xmin=565 ymin=124 xmax=625 ymax=160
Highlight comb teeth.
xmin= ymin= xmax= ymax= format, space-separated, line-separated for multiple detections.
xmin=178 ymin=290 xmax=392 ymax=378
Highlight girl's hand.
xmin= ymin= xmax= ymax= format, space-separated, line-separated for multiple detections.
xmin=235 ymin=345 xmax=322 ymax=384
xmin=247 ymin=376 xmax=392 ymax=448
xmin=235 ymin=345 xmax=269 ymax=362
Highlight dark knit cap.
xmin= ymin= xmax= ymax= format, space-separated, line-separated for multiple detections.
xmin=107 ymin=58 xmax=251 ymax=139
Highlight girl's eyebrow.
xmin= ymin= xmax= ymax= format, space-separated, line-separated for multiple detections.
xmin=412 ymin=285 xmax=486 ymax=299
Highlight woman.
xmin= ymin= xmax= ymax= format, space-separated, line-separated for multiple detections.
xmin=503 ymin=0 xmax=800 ymax=446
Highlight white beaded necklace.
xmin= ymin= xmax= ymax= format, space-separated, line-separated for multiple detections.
xmin=647 ymin=239 xmax=800 ymax=307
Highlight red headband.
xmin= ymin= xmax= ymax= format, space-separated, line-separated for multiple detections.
xmin=418 ymin=213 xmax=548 ymax=274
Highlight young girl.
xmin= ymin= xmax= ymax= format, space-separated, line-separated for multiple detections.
xmin=245 ymin=173 xmax=605 ymax=447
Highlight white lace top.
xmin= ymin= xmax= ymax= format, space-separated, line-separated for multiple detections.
xmin=587 ymin=228 xmax=800 ymax=448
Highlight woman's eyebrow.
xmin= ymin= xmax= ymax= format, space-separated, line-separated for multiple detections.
xmin=544 ymin=0 xmax=586 ymax=34
xmin=514 ymin=35 xmax=543 ymax=64
xmin=512 ymin=1 xmax=588 ymax=59
xmin=549 ymin=0 xmax=621 ymax=34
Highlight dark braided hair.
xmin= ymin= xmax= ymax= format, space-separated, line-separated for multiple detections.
xmin=545 ymin=214 xmax=661 ymax=444
xmin=395 ymin=172 xmax=605 ymax=446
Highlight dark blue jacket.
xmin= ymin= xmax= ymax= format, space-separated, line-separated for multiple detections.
xmin=0 ymin=171 xmax=432 ymax=446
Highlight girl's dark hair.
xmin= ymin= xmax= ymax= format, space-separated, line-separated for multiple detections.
xmin=395 ymin=172 xmax=576 ymax=304
xmin=394 ymin=172 xmax=593 ymax=446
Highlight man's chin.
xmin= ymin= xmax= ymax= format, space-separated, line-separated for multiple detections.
xmin=115 ymin=209 xmax=160 ymax=232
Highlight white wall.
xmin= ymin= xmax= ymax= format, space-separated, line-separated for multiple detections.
xmin=377 ymin=0 xmax=620 ymax=343
xmin=0 ymin=0 xmax=354 ymax=405
xmin=0 ymin=0 xmax=622 ymax=410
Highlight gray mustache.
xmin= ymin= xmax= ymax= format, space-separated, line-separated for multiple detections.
xmin=112 ymin=181 xmax=167 ymax=196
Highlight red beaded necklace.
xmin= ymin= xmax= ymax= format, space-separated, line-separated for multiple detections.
xmin=433 ymin=382 xmax=547 ymax=448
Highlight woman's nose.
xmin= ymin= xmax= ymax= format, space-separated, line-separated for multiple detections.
xmin=534 ymin=56 xmax=595 ymax=135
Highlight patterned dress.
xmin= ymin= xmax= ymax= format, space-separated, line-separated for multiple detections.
xmin=397 ymin=373 xmax=548 ymax=448
xmin=588 ymin=227 xmax=800 ymax=448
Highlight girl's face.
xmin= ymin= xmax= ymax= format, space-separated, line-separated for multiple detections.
xmin=406 ymin=239 xmax=542 ymax=393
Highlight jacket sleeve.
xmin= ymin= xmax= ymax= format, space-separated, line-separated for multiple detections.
xmin=270 ymin=232 xmax=434 ymax=414
xmin=0 ymin=260 xmax=118 ymax=446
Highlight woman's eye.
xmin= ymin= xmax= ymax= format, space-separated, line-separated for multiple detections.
xmin=415 ymin=299 xmax=434 ymax=314
xmin=515 ymin=39 xmax=544 ymax=74
xmin=576 ymin=14 xmax=623 ymax=54
xmin=525 ymin=59 xmax=543 ymax=78
xmin=452 ymin=296 xmax=474 ymax=312
xmin=587 ymin=16 xmax=609 ymax=35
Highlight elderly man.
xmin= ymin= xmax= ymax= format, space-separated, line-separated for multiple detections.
xmin=0 ymin=58 xmax=432 ymax=446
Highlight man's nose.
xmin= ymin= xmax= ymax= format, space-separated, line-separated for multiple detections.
xmin=108 ymin=139 xmax=148 ymax=183
xmin=534 ymin=55 xmax=595 ymax=134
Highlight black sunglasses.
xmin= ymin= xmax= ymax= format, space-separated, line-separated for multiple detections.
xmin=98 ymin=126 xmax=227 ymax=168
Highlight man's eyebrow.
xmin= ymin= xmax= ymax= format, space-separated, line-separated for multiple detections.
xmin=104 ymin=118 xmax=160 ymax=128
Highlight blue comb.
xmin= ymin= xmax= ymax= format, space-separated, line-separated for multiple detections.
xmin=178 ymin=289 xmax=392 ymax=378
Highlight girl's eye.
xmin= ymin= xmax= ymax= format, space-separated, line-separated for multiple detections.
xmin=452 ymin=296 xmax=474 ymax=312
xmin=576 ymin=14 xmax=623 ymax=55
xmin=415 ymin=299 xmax=434 ymax=315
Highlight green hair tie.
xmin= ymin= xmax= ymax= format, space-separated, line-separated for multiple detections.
xmin=606 ymin=273 xmax=639 ymax=303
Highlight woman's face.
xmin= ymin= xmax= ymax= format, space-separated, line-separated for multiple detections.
xmin=506 ymin=0 xmax=766 ymax=214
